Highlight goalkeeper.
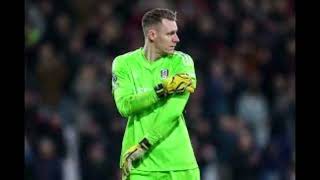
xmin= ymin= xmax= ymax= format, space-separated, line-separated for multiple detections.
xmin=112 ymin=8 xmax=200 ymax=180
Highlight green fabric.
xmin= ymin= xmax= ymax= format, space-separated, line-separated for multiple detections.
xmin=127 ymin=168 xmax=200 ymax=180
xmin=112 ymin=48 xmax=198 ymax=171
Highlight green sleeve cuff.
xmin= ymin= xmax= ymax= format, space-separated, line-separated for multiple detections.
xmin=145 ymin=131 xmax=163 ymax=146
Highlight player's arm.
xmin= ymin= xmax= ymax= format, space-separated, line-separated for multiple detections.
xmin=121 ymin=90 xmax=194 ymax=177
xmin=112 ymin=56 xmax=195 ymax=118
xmin=112 ymin=57 xmax=160 ymax=118
xmin=121 ymin=92 xmax=192 ymax=177
xmin=145 ymin=52 xmax=197 ymax=145
xmin=145 ymin=92 xmax=192 ymax=145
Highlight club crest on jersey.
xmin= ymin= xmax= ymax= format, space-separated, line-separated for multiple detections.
xmin=160 ymin=69 xmax=169 ymax=79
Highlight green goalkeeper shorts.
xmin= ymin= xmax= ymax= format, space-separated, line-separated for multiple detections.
xmin=127 ymin=168 xmax=200 ymax=180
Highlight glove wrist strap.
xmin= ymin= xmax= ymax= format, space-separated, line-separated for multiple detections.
xmin=139 ymin=138 xmax=151 ymax=150
xmin=154 ymin=84 xmax=166 ymax=98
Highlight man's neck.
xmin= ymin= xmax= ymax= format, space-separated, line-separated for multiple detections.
xmin=143 ymin=42 xmax=162 ymax=62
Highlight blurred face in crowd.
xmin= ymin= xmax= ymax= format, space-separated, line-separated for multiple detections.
xmin=88 ymin=143 xmax=106 ymax=163
xmin=238 ymin=130 xmax=253 ymax=151
xmin=39 ymin=138 xmax=56 ymax=159
xmin=148 ymin=19 xmax=180 ymax=55
xmin=39 ymin=43 xmax=54 ymax=60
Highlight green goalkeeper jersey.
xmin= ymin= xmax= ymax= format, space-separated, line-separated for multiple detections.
xmin=112 ymin=48 xmax=198 ymax=171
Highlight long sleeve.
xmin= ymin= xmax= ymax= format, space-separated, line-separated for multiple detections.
xmin=145 ymin=52 xmax=197 ymax=145
xmin=145 ymin=92 xmax=190 ymax=145
xmin=112 ymin=57 xmax=159 ymax=118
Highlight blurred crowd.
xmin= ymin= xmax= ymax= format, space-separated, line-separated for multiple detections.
xmin=25 ymin=0 xmax=295 ymax=180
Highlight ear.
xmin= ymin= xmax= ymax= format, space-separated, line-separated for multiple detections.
xmin=147 ymin=29 xmax=157 ymax=41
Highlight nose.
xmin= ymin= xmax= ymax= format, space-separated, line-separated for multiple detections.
xmin=173 ymin=34 xmax=180 ymax=43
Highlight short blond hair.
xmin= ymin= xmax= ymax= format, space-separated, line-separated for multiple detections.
xmin=141 ymin=8 xmax=177 ymax=35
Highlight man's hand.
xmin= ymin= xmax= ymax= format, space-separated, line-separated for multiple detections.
xmin=155 ymin=73 xmax=195 ymax=98
xmin=121 ymin=138 xmax=151 ymax=179
xmin=164 ymin=73 xmax=194 ymax=94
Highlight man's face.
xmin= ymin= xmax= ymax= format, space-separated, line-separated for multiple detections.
xmin=153 ymin=19 xmax=180 ymax=55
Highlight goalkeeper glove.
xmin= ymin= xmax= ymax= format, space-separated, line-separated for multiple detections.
xmin=121 ymin=138 xmax=151 ymax=178
xmin=154 ymin=73 xmax=195 ymax=98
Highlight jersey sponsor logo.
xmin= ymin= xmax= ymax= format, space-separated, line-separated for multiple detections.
xmin=160 ymin=69 xmax=169 ymax=79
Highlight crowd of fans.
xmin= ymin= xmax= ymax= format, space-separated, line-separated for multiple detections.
xmin=25 ymin=0 xmax=295 ymax=180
